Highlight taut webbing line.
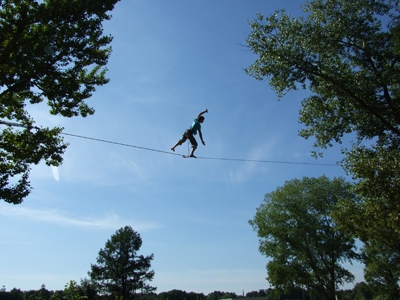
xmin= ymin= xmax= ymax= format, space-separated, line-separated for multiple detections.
xmin=0 ymin=120 xmax=339 ymax=166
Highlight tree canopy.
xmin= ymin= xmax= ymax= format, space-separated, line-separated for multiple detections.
xmin=0 ymin=0 xmax=120 ymax=204
xmin=361 ymin=234 xmax=400 ymax=299
xmin=89 ymin=226 xmax=156 ymax=299
xmin=249 ymin=176 xmax=359 ymax=300
xmin=245 ymin=0 xmax=400 ymax=236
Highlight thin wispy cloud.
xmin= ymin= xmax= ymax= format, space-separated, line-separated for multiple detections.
xmin=32 ymin=147 xmax=150 ymax=188
xmin=229 ymin=141 xmax=276 ymax=182
xmin=51 ymin=166 xmax=60 ymax=181
xmin=0 ymin=205 xmax=160 ymax=231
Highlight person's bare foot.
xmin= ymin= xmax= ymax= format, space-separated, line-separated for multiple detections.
xmin=190 ymin=154 xmax=197 ymax=158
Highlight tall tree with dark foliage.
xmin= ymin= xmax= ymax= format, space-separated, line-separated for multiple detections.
xmin=89 ymin=226 xmax=156 ymax=299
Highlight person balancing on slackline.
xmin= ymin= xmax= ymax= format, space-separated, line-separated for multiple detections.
xmin=171 ymin=109 xmax=208 ymax=158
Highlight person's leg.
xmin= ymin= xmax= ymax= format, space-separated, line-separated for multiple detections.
xmin=189 ymin=136 xmax=198 ymax=158
xmin=171 ymin=142 xmax=179 ymax=151
xmin=171 ymin=131 xmax=188 ymax=151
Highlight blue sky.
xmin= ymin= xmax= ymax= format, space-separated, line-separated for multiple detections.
xmin=1 ymin=0 xmax=364 ymax=294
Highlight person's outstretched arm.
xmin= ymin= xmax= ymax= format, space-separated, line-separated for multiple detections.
xmin=197 ymin=109 xmax=208 ymax=118
xmin=199 ymin=129 xmax=205 ymax=146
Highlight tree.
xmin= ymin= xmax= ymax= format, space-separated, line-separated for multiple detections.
xmin=349 ymin=282 xmax=374 ymax=300
xmin=362 ymin=237 xmax=400 ymax=299
xmin=158 ymin=290 xmax=206 ymax=300
xmin=89 ymin=226 xmax=156 ymax=300
xmin=64 ymin=281 xmax=85 ymax=300
xmin=158 ymin=290 xmax=207 ymax=300
xmin=0 ymin=0 xmax=120 ymax=204
xmin=245 ymin=0 xmax=400 ymax=237
xmin=78 ymin=278 xmax=98 ymax=300
xmin=6 ymin=288 xmax=23 ymax=300
xmin=0 ymin=285 xmax=24 ymax=300
xmin=335 ymin=195 xmax=400 ymax=298
xmin=49 ymin=291 xmax=63 ymax=300
xmin=249 ymin=176 xmax=359 ymax=300
xmin=63 ymin=279 xmax=98 ymax=300
xmin=219 ymin=293 xmax=237 ymax=299
xmin=206 ymin=292 xmax=235 ymax=300
xmin=23 ymin=285 xmax=52 ymax=300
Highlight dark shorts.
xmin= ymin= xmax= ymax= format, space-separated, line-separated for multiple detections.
xmin=179 ymin=129 xmax=197 ymax=147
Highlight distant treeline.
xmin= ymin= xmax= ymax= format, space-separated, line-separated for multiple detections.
xmin=0 ymin=282 xmax=377 ymax=300
xmin=0 ymin=286 xmax=308 ymax=300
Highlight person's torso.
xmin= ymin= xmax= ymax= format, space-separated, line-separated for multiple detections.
xmin=190 ymin=119 xmax=201 ymax=135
